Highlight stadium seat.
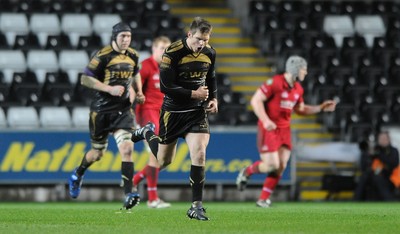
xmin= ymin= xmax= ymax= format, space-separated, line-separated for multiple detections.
xmin=0 ymin=13 xmax=29 ymax=47
xmin=0 ymin=107 xmax=6 ymax=128
xmin=339 ymin=1 xmax=370 ymax=15
xmin=323 ymin=15 xmax=355 ymax=47
xmin=71 ymin=106 xmax=90 ymax=128
xmin=45 ymin=33 xmax=73 ymax=52
xmin=13 ymin=33 xmax=41 ymax=52
xmin=0 ymin=50 xmax=27 ymax=84
xmin=7 ymin=106 xmax=40 ymax=129
xmin=61 ymin=14 xmax=93 ymax=48
xmin=77 ymin=34 xmax=102 ymax=55
xmin=27 ymin=50 xmax=59 ymax=84
xmin=371 ymin=37 xmax=398 ymax=69
xmin=309 ymin=35 xmax=338 ymax=69
xmin=340 ymin=36 xmax=369 ymax=65
xmin=39 ymin=106 xmax=72 ymax=129
xmin=59 ymin=50 xmax=89 ymax=84
xmin=29 ymin=13 xmax=61 ymax=47
xmin=40 ymin=72 xmax=74 ymax=106
xmin=8 ymin=71 xmax=41 ymax=106
xmin=92 ymin=14 xmax=122 ymax=46
xmin=0 ymin=32 xmax=10 ymax=50
xmin=354 ymin=15 xmax=386 ymax=48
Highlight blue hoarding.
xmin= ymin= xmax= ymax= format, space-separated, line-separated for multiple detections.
xmin=0 ymin=130 xmax=291 ymax=185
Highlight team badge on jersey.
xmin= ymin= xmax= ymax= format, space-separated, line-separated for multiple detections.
xmin=281 ymin=91 xmax=288 ymax=98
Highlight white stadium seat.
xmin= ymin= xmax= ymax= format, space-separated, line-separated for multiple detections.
xmin=0 ymin=107 xmax=7 ymax=128
xmin=355 ymin=15 xmax=386 ymax=48
xmin=7 ymin=106 xmax=40 ymax=129
xmin=59 ymin=50 xmax=89 ymax=84
xmin=61 ymin=14 xmax=93 ymax=48
xmin=29 ymin=14 xmax=61 ymax=47
xmin=71 ymin=106 xmax=90 ymax=128
xmin=39 ymin=106 xmax=72 ymax=129
xmin=323 ymin=15 xmax=355 ymax=48
xmin=92 ymin=14 xmax=122 ymax=46
xmin=0 ymin=13 xmax=29 ymax=47
xmin=27 ymin=50 xmax=59 ymax=83
xmin=0 ymin=50 xmax=27 ymax=84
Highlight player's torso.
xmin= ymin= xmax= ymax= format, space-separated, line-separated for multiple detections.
xmin=141 ymin=57 xmax=163 ymax=109
xmin=266 ymin=76 xmax=303 ymax=126
xmin=163 ymin=39 xmax=215 ymax=111
xmin=89 ymin=46 xmax=139 ymax=112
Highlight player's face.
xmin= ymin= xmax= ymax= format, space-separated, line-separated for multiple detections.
xmin=297 ymin=67 xmax=308 ymax=81
xmin=116 ymin=32 xmax=132 ymax=51
xmin=152 ymin=41 xmax=171 ymax=64
xmin=187 ymin=30 xmax=210 ymax=53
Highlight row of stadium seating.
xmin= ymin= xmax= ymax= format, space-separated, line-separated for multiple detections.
xmin=0 ymin=12 xmax=185 ymax=52
xmin=0 ymin=105 xmax=89 ymax=129
xmin=247 ymin=1 xmax=400 ymax=142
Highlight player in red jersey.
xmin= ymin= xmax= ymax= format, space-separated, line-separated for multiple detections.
xmin=133 ymin=36 xmax=172 ymax=208
xmin=236 ymin=55 xmax=336 ymax=207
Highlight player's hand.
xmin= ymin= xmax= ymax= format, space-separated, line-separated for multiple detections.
xmin=320 ymin=100 xmax=336 ymax=112
xmin=109 ymin=85 xmax=125 ymax=97
xmin=262 ymin=119 xmax=277 ymax=131
xmin=206 ymin=98 xmax=218 ymax=113
xmin=192 ymin=86 xmax=209 ymax=100
xmin=136 ymin=92 xmax=145 ymax=104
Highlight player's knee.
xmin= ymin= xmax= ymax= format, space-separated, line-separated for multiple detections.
xmin=92 ymin=150 xmax=105 ymax=161
xmin=119 ymin=141 xmax=133 ymax=160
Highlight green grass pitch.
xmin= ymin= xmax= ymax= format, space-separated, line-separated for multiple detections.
xmin=0 ymin=202 xmax=399 ymax=234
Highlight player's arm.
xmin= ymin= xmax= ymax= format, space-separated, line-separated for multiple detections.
xmin=132 ymin=73 xmax=145 ymax=104
xmin=81 ymin=72 xmax=124 ymax=97
xmin=294 ymin=100 xmax=337 ymax=115
xmin=129 ymin=78 xmax=136 ymax=104
xmin=250 ymin=89 xmax=276 ymax=131
xmin=205 ymin=56 xmax=218 ymax=113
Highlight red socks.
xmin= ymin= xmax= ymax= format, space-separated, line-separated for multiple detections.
xmin=245 ymin=160 xmax=261 ymax=176
xmin=259 ymin=173 xmax=281 ymax=200
xmin=132 ymin=165 xmax=160 ymax=201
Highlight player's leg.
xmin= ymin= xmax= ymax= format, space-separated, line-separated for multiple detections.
xmin=69 ymin=112 xmax=108 ymax=199
xmin=237 ymin=127 xmax=280 ymax=191
xmin=185 ymin=132 xmax=210 ymax=221
xmin=146 ymin=153 xmax=171 ymax=208
xmin=257 ymin=147 xmax=290 ymax=207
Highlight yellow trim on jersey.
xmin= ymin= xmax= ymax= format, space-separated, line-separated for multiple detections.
xmin=179 ymin=53 xmax=211 ymax=65
xmin=97 ymin=45 xmax=113 ymax=57
xmin=166 ymin=41 xmax=184 ymax=53
xmin=127 ymin=47 xmax=139 ymax=56
xmin=107 ymin=56 xmax=136 ymax=67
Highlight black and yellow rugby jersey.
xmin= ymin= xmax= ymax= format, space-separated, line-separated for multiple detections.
xmin=159 ymin=38 xmax=217 ymax=112
xmin=85 ymin=45 xmax=140 ymax=113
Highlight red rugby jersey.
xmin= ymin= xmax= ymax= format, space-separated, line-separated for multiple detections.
xmin=259 ymin=74 xmax=304 ymax=128
xmin=138 ymin=56 xmax=164 ymax=110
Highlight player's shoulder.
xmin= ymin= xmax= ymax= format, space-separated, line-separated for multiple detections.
xmin=95 ymin=45 xmax=113 ymax=58
xmin=165 ymin=39 xmax=186 ymax=55
xmin=204 ymin=44 xmax=216 ymax=54
xmin=126 ymin=47 xmax=140 ymax=59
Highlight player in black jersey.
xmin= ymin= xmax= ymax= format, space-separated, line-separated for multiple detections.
xmin=68 ymin=22 xmax=145 ymax=210
xmin=131 ymin=17 xmax=218 ymax=220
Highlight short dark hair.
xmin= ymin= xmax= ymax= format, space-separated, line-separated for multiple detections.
xmin=189 ymin=17 xmax=212 ymax=34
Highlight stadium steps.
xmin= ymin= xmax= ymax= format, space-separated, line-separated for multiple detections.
xmin=296 ymin=161 xmax=358 ymax=201
xmin=166 ymin=0 xmax=275 ymax=103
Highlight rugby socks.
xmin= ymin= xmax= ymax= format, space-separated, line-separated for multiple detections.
xmin=190 ymin=165 xmax=205 ymax=202
xmin=145 ymin=131 xmax=160 ymax=158
xmin=245 ymin=160 xmax=262 ymax=177
xmin=121 ymin=162 xmax=134 ymax=195
xmin=76 ymin=153 xmax=92 ymax=177
xmin=132 ymin=166 xmax=146 ymax=186
xmin=146 ymin=166 xmax=159 ymax=201
xmin=259 ymin=172 xmax=281 ymax=200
